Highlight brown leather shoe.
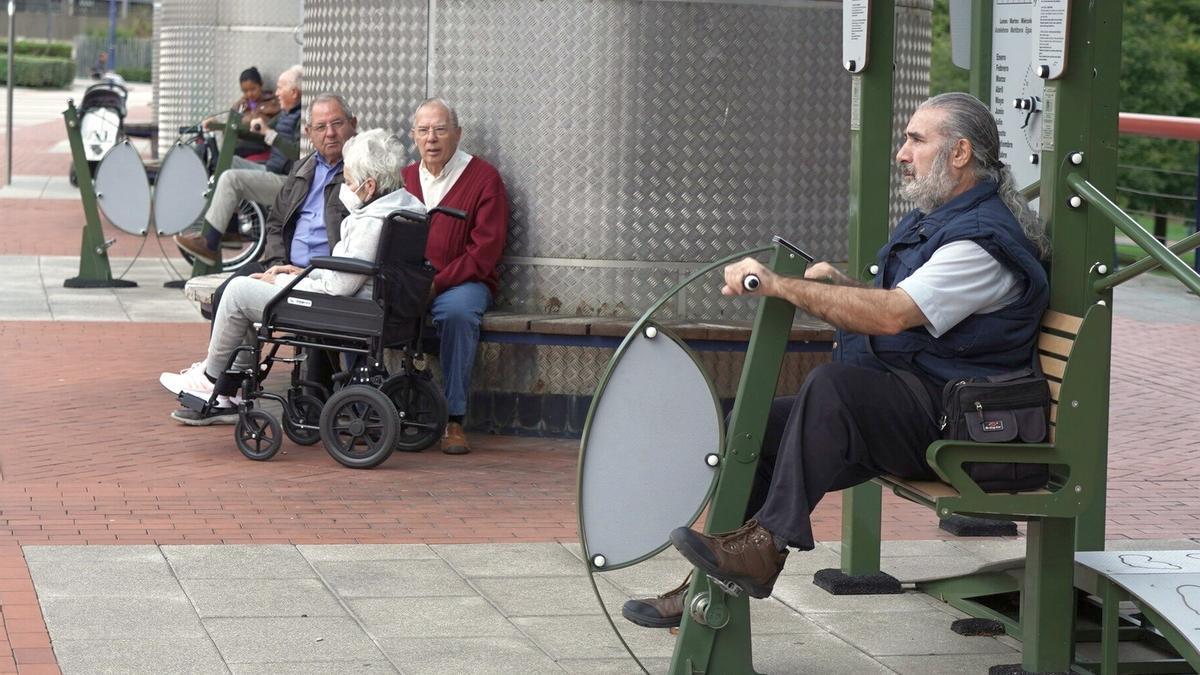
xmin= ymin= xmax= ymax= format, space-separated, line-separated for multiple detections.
xmin=174 ymin=232 xmax=218 ymax=266
xmin=441 ymin=421 xmax=470 ymax=455
xmin=669 ymin=519 xmax=788 ymax=598
xmin=621 ymin=573 xmax=690 ymax=628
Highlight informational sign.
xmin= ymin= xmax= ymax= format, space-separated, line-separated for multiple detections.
xmin=990 ymin=0 xmax=1043 ymax=197
xmin=1034 ymin=0 xmax=1071 ymax=79
xmin=850 ymin=76 xmax=862 ymax=131
xmin=843 ymin=0 xmax=870 ymax=73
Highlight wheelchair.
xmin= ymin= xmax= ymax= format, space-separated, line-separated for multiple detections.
xmin=178 ymin=206 xmax=465 ymax=469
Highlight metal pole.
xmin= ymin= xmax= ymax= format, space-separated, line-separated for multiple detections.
xmin=1194 ymin=143 xmax=1199 ymax=274
xmin=6 ymin=0 xmax=14 ymax=187
xmin=106 ymin=0 xmax=117 ymax=71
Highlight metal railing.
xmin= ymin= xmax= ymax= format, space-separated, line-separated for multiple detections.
xmin=72 ymin=34 xmax=150 ymax=78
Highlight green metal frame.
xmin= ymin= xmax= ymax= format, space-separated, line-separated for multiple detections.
xmin=62 ymin=100 xmax=136 ymax=288
xmin=187 ymin=112 xmax=244 ymax=278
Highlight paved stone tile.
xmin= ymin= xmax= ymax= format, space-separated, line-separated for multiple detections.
xmin=557 ymin=657 xmax=670 ymax=674
xmin=511 ymin=614 xmax=676 ymax=661
xmin=180 ymin=578 xmax=346 ymax=618
xmin=229 ymin=662 xmax=397 ymax=674
xmin=23 ymin=544 xmax=163 ymax=564
xmin=348 ymin=595 xmax=521 ymax=639
xmin=51 ymin=638 xmax=228 ymax=674
xmin=311 ymin=559 xmax=475 ymax=598
xmin=882 ymin=554 xmax=992 ymax=583
xmin=473 ymin=575 xmax=627 ymax=617
xmin=808 ymin=607 xmax=1017 ymax=656
xmin=750 ymin=631 xmax=894 ymax=674
xmin=879 ymin=652 xmax=1018 ymax=674
xmin=298 ymin=544 xmax=439 ymax=562
xmin=163 ymin=544 xmax=317 ymax=579
xmin=433 ymin=542 xmax=585 ymax=577
xmin=776 ymin=543 xmax=844 ymax=577
xmin=204 ymin=616 xmax=385 ymax=663
xmin=40 ymin=596 xmax=206 ymax=639
xmin=947 ymin=539 xmax=1028 ymax=561
xmin=376 ymin=637 xmax=562 ymax=675
xmin=771 ymin=576 xmax=941 ymax=614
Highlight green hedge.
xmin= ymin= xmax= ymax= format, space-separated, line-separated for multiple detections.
xmin=116 ymin=66 xmax=150 ymax=83
xmin=0 ymin=40 xmax=73 ymax=59
xmin=0 ymin=56 xmax=75 ymax=88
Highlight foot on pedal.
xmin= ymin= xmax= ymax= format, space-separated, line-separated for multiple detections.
xmin=707 ymin=575 xmax=742 ymax=597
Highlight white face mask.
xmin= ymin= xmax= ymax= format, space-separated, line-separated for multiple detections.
xmin=339 ymin=182 xmax=365 ymax=211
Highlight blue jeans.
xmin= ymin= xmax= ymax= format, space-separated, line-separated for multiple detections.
xmin=429 ymin=281 xmax=491 ymax=416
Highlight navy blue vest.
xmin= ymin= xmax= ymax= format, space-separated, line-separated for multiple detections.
xmin=835 ymin=181 xmax=1049 ymax=388
xmin=266 ymin=104 xmax=303 ymax=175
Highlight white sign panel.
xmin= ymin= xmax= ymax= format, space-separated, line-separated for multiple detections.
xmin=991 ymin=0 xmax=1043 ymax=197
xmin=1034 ymin=0 xmax=1071 ymax=80
xmin=843 ymin=0 xmax=870 ymax=73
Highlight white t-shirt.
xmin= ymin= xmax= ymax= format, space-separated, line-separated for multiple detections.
xmin=418 ymin=149 xmax=473 ymax=208
xmin=895 ymin=240 xmax=1022 ymax=338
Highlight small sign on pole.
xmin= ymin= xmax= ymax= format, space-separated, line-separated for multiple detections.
xmin=843 ymin=0 xmax=871 ymax=73
xmin=1034 ymin=0 xmax=1071 ymax=80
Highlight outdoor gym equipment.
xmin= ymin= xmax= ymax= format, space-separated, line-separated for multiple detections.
xmin=578 ymin=1 xmax=1200 ymax=673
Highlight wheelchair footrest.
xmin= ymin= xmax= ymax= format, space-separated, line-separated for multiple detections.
xmin=178 ymin=390 xmax=216 ymax=414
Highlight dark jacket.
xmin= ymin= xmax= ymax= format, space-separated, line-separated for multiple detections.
xmin=260 ymin=152 xmax=348 ymax=267
xmin=265 ymin=103 xmax=302 ymax=175
xmin=836 ymin=180 xmax=1049 ymax=388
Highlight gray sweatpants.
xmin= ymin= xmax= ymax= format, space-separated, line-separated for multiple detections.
xmin=204 ymin=166 xmax=286 ymax=232
xmin=203 ymin=275 xmax=283 ymax=379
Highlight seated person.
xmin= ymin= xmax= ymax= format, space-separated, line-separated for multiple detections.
xmin=158 ymin=128 xmax=423 ymax=405
xmin=175 ymin=65 xmax=304 ymax=264
xmin=402 ymin=97 xmax=509 ymax=455
xmin=204 ymin=66 xmax=282 ymax=159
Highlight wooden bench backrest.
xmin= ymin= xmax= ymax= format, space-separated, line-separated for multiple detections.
xmin=1037 ymin=310 xmax=1084 ymax=442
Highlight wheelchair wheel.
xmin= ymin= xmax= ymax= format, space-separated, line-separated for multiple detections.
xmin=380 ymin=373 xmax=447 ymax=453
xmin=235 ymin=409 xmax=282 ymax=461
xmin=174 ymin=199 xmax=266 ymax=272
xmin=319 ymin=385 xmax=400 ymax=469
xmin=282 ymin=393 xmax=323 ymax=446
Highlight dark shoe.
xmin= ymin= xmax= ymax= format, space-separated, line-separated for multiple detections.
xmin=175 ymin=232 xmax=218 ymax=266
xmin=621 ymin=573 xmax=690 ymax=628
xmin=169 ymin=407 xmax=237 ymax=426
xmin=441 ymin=422 xmax=470 ymax=455
xmin=669 ymin=519 xmax=788 ymax=599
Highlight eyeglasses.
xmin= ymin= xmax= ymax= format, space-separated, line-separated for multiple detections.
xmin=310 ymin=118 xmax=348 ymax=135
xmin=413 ymin=126 xmax=451 ymax=139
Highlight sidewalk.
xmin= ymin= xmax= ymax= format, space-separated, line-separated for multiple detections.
xmin=0 ymin=83 xmax=1198 ymax=673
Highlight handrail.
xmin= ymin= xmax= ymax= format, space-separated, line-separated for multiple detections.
xmin=1020 ymin=180 xmax=1040 ymax=202
xmin=1098 ymin=231 xmax=1200 ymax=291
xmin=1066 ymin=173 xmax=1200 ymax=295
xmin=1118 ymin=112 xmax=1200 ymax=142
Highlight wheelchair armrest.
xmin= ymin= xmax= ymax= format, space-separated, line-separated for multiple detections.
xmin=309 ymin=255 xmax=379 ymax=275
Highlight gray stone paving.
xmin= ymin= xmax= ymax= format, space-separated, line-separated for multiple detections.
xmin=38 ymin=539 xmax=1183 ymax=674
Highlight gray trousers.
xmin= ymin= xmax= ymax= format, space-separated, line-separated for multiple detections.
xmin=203 ymin=275 xmax=283 ymax=380
xmin=204 ymin=165 xmax=286 ymax=232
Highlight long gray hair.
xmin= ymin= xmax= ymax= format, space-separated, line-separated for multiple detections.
xmin=921 ymin=92 xmax=1050 ymax=258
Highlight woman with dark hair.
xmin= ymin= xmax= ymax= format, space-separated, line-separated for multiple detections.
xmin=204 ymin=66 xmax=282 ymax=159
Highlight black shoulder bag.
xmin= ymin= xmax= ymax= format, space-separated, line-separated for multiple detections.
xmin=867 ymin=339 xmax=1051 ymax=492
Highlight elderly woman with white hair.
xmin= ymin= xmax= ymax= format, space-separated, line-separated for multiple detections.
xmin=160 ymin=128 xmax=424 ymax=405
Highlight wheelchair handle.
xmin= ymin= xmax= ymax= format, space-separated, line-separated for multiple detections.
xmin=430 ymin=205 xmax=467 ymax=220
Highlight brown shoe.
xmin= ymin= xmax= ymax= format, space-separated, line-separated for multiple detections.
xmin=441 ymin=421 xmax=470 ymax=455
xmin=621 ymin=573 xmax=690 ymax=628
xmin=175 ymin=232 xmax=218 ymax=266
xmin=669 ymin=519 xmax=788 ymax=599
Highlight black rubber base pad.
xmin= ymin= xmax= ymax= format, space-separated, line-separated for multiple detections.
xmin=812 ymin=568 xmax=902 ymax=595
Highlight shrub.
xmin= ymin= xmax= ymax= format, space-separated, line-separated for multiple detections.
xmin=0 ymin=40 xmax=73 ymax=59
xmin=116 ymin=66 xmax=150 ymax=83
xmin=0 ymin=56 xmax=75 ymax=88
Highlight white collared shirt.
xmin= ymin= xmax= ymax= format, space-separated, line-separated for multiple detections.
xmin=418 ymin=149 xmax=473 ymax=207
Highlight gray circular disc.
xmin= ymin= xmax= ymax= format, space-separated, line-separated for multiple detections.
xmin=153 ymin=143 xmax=210 ymax=235
xmin=94 ymin=141 xmax=150 ymax=236
xmin=579 ymin=325 xmax=723 ymax=569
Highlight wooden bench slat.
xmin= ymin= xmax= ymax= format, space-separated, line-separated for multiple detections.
xmin=1042 ymin=310 xmax=1083 ymax=335
xmin=480 ymin=312 xmax=534 ymax=332
xmin=1048 ymin=379 xmax=1061 ymax=401
xmin=1041 ymin=356 xmax=1067 ymax=379
xmin=1038 ymin=332 xmax=1074 ymax=358
xmin=878 ymin=475 xmax=960 ymax=500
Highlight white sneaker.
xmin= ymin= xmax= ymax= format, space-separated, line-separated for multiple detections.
xmin=160 ymin=361 xmax=215 ymax=397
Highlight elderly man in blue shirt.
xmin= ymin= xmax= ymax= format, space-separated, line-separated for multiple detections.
xmin=171 ymin=93 xmax=359 ymax=426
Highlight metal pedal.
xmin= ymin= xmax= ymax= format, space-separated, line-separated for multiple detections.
xmin=706 ymin=575 xmax=742 ymax=597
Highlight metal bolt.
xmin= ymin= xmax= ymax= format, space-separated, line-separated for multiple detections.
xmin=643 ymin=326 xmax=658 ymax=339
xmin=1070 ymin=152 xmax=1084 ymax=165
xmin=591 ymin=554 xmax=606 ymax=568
xmin=1071 ymin=400 xmax=1079 ymax=408
xmin=1037 ymin=64 xmax=1050 ymax=78
xmin=1075 ymin=485 xmax=1083 ymax=493
xmin=940 ymin=508 xmax=949 ymax=516
xmin=705 ymin=453 xmax=720 ymax=467
xmin=1096 ymin=264 xmax=1108 ymax=275
xmin=1029 ymin=153 xmax=1039 ymax=165
xmin=845 ymin=60 xmax=856 ymax=72
xmin=1068 ymin=195 xmax=1083 ymax=208
xmin=868 ymin=264 xmax=880 ymax=275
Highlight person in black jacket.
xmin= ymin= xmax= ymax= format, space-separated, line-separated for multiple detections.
xmin=175 ymin=65 xmax=305 ymax=265
xmin=170 ymin=93 xmax=359 ymax=426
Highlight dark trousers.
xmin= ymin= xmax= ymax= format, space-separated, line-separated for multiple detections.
xmin=746 ymin=362 xmax=941 ymax=551
xmin=210 ymin=263 xmax=334 ymax=397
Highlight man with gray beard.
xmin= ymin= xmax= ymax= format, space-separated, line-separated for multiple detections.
xmin=622 ymin=92 xmax=1050 ymax=628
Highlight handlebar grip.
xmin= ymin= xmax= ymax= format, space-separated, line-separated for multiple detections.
xmin=743 ymin=274 xmax=760 ymax=291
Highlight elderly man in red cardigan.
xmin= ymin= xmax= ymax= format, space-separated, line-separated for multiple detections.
xmin=403 ymin=98 xmax=509 ymax=455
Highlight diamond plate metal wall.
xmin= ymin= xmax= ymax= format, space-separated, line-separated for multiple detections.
xmin=302 ymin=1 xmax=427 ymax=157
xmin=155 ymin=0 xmax=303 ymax=156
xmin=892 ymin=0 xmax=934 ymax=227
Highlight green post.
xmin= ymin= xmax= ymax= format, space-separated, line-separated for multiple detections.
xmin=967 ymin=0 xmax=992 ymax=102
xmin=1039 ymin=0 xmax=1122 ymax=553
xmin=1019 ymin=517 xmax=1077 ymax=671
xmin=669 ymin=240 xmax=809 ymax=675
xmin=189 ymin=112 xmax=242 ymax=278
xmin=63 ymin=100 xmax=137 ymax=288
xmin=840 ymin=0 xmax=896 ymax=578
